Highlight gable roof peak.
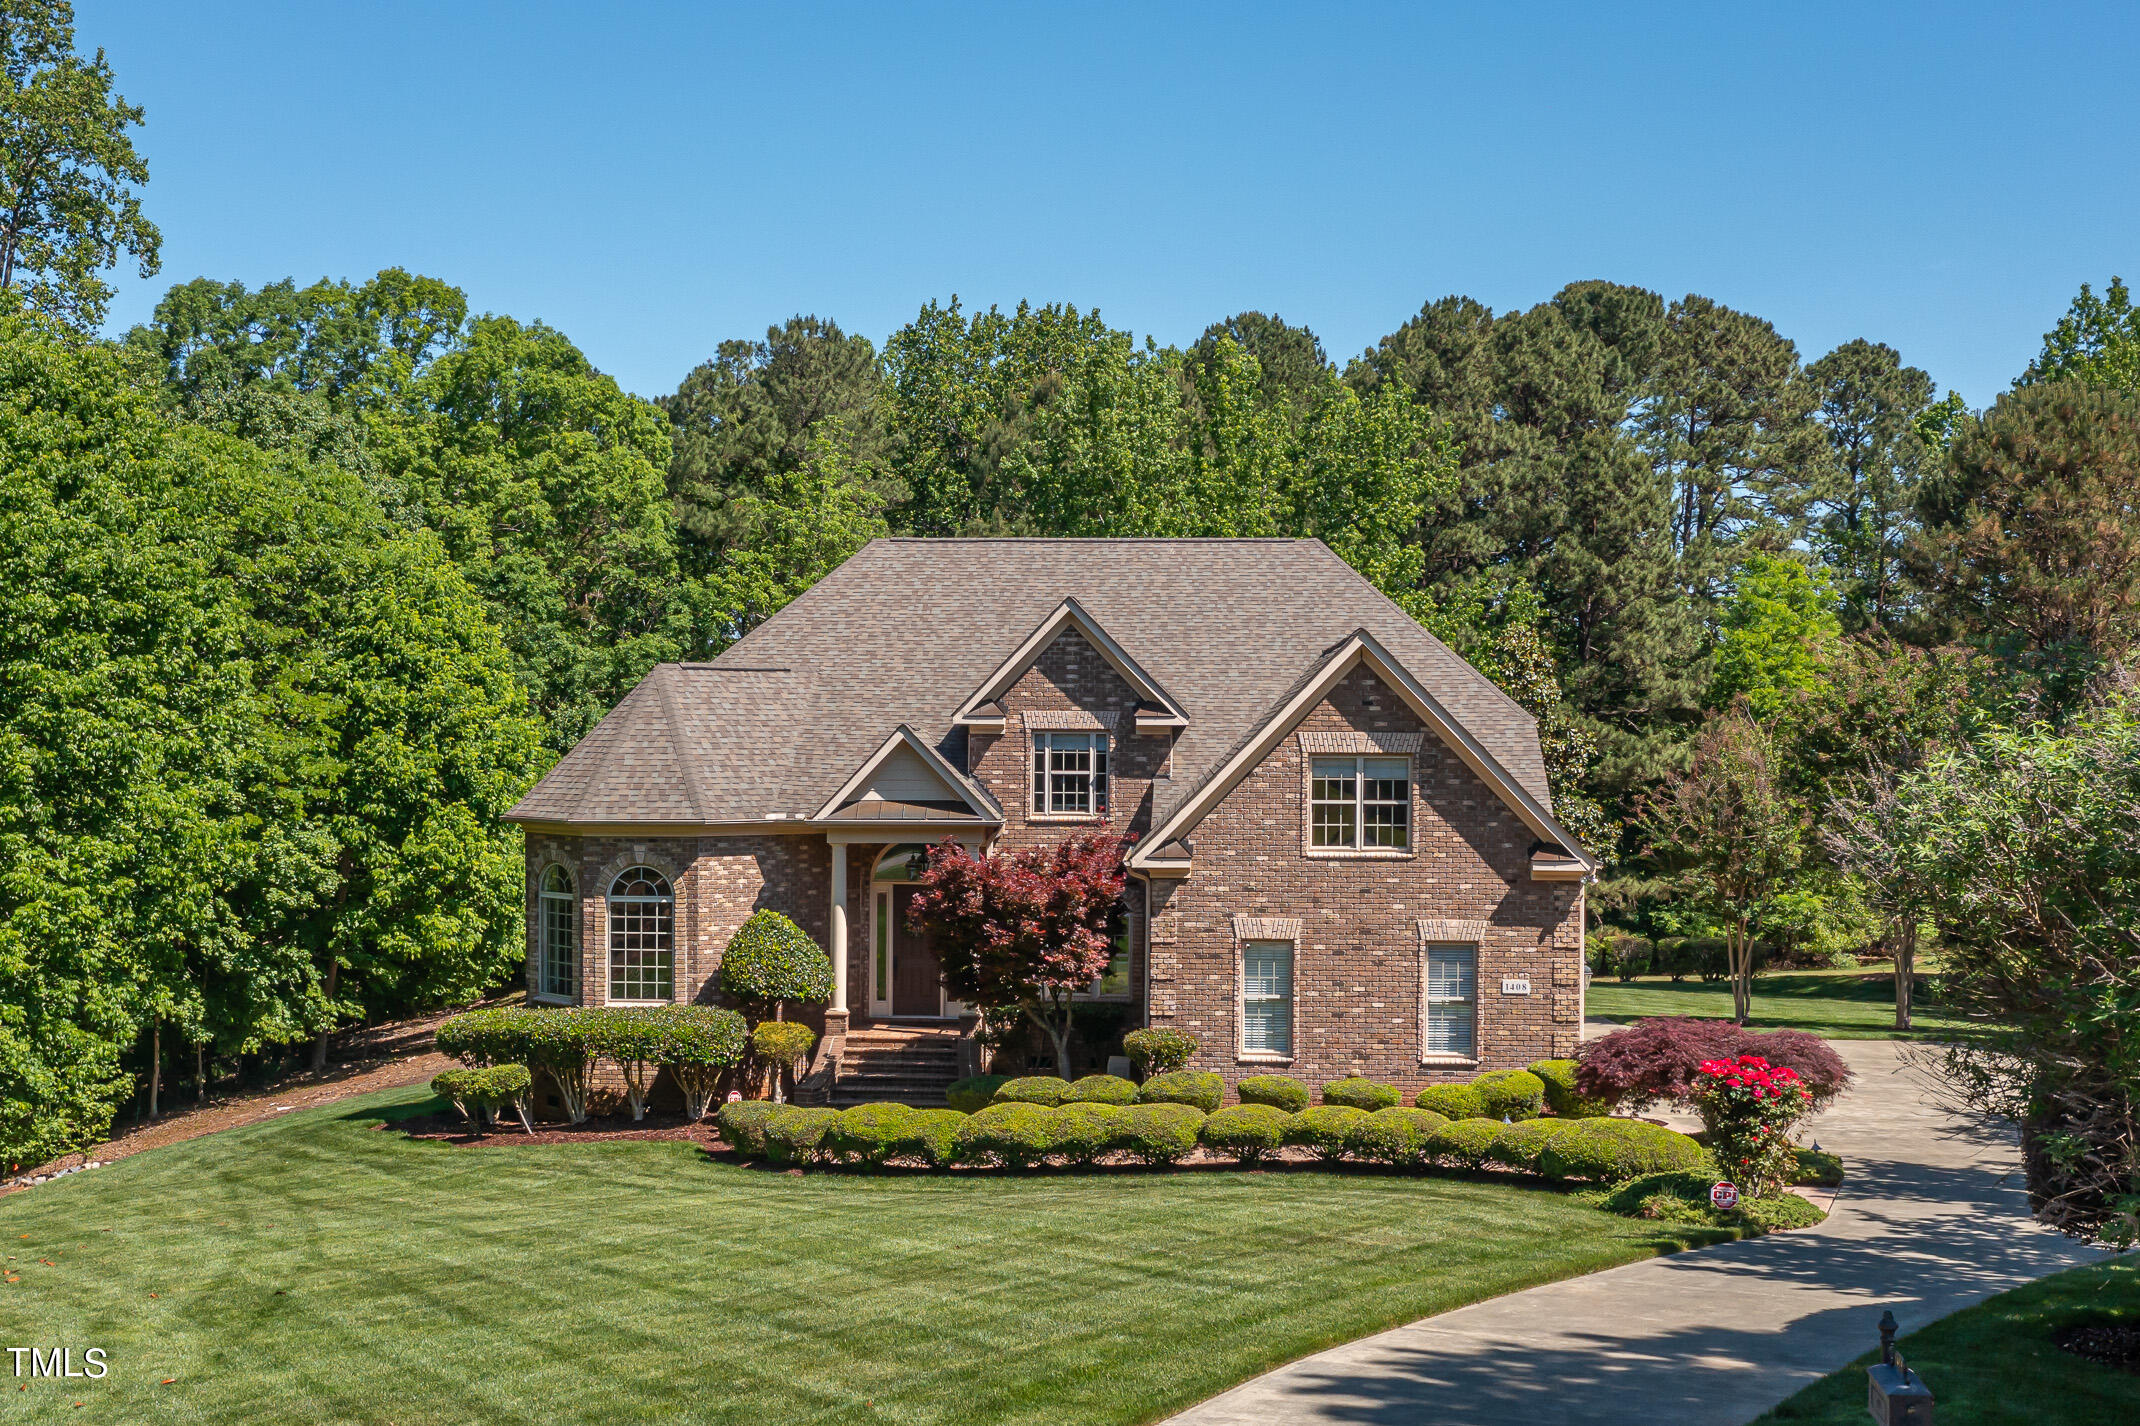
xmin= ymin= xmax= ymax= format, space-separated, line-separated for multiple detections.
xmin=951 ymin=595 xmax=1189 ymax=728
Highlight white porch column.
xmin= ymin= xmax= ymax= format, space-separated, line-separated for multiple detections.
xmin=829 ymin=840 xmax=849 ymax=1014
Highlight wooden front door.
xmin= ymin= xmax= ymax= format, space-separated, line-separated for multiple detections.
xmin=891 ymin=884 xmax=943 ymax=1016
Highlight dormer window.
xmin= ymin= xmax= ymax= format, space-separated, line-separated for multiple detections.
xmin=1032 ymin=731 xmax=1108 ymax=817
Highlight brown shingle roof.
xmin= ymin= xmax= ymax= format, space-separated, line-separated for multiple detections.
xmin=506 ymin=538 xmax=1549 ymax=828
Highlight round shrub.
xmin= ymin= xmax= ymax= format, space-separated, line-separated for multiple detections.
xmin=1116 ymin=1103 xmax=1204 ymax=1164
xmin=430 ymin=1067 xmax=484 ymax=1120
xmin=994 ymin=1075 xmax=1073 ymax=1107
xmin=750 ymin=1019 xmax=818 ymax=1069
xmin=901 ymin=1108 xmax=969 ymax=1167
xmin=521 ymin=1007 xmax=600 ymax=1123
xmin=1424 ymin=1117 xmax=1504 ymax=1168
xmin=716 ymin=1099 xmax=781 ymax=1158
xmin=434 ymin=1006 xmax=529 ymax=1066
xmin=1348 ymin=1106 xmax=1447 ymax=1167
xmin=1483 ymin=1118 xmax=1581 ymax=1174
xmin=1236 ymin=1074 xmax=1310 ymax=1114
xmin=764 ymin=1105 xmax=839 ymax=1166
xmin=955 ymin=1102 xmax=1061 ymax=1168
xmin=1472 ymin=1069 xmax=1546 ymax=1121
xmin=1527 ymin=1058 xmax=1614 ymax=1119
xmin=1414 ymin=1083 xmax=1484 ymax=1120
xmin=1137 ymin=1070 xmax=1223 ymax=1113
xmin=1050 ymin=1102 xmax=1127 ymax=1165
xmin=827 ymin=1102 xmax=918 ymax=1167
xmin=946 ymin=1074 xmax=1009 ymax=1114
xmin=718 ymin=910 xmax=833 ymax=1011
xmin=1062 ymin=1074 xmax=1138 ymax=1105
xmin=1321 ymin=1077 xmax=1402 ymax=1111
xmin=1284 ymin=1104 xmax=1370 ymax=1162
xmin=1122 ymin=1027 xmax=1198 ymax=1078
xmin=1199 ymin=1103 xmax=1290 ymax=1163
xmin=663 ymin=1006 xmax=749 ymax=1120
xmin=1537 ymin=1118 xmax=1709 ymax=1182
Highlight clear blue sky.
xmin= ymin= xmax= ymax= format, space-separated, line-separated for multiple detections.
xmin=85 ymin=1 xmax=2140 ymax=406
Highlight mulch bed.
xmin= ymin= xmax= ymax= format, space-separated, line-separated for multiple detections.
xmin=394 ymin=1111 xmax=721 ymax=1149
xmin=2054 ymin=1321 xmax=2140 ymax=1375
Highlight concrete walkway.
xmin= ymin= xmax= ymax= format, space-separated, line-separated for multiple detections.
xmin=1165 ymin=1036 xmax=2106 ymax=1426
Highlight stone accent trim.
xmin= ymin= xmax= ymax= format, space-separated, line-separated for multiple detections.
xmin=1231 ymin=916 xmax=1302 ymax=942
xmin=1024 ymin=708 xmax=1115 ymax=731
xmin=1416 ymin=918 xmax=1489 ymax=943
xmin=1296 ymin=729 xmax=1425 ymax=754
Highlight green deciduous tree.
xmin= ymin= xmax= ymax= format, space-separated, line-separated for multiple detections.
xmin=2025 ymin=276 xmax=2140 ymax=394
xmin=1710 ymin=552 xmax=1842 ymax=719
xmin=0 ymin=1 xmax=159 ymax=329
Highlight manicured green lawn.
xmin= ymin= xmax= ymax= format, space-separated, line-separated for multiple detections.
xmin=3 ymin=1088 xmax=1729 ymax=1425
xmin=1756 ymin=1256 xmax=2140 ymax=1425
xmin=1587 ymin=967 xmax=1982 ymax=1040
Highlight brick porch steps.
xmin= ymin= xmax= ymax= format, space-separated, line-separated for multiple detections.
xmin=829 ymin=1025 xmax=963 ymax=1108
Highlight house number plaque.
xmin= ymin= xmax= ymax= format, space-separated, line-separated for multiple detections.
xmin=1500 ymin=978 xmax=1532 ymax=996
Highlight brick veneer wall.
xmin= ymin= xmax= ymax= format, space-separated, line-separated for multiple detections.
xmin=1145 ymin=664 xmax=1583 ymax=1094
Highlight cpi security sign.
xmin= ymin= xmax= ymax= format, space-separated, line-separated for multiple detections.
xmin=1710 ymin=1181 xmax=1740 ymax=1211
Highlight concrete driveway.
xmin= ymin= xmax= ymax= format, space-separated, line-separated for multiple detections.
xmin=1163 ymin=1036 xmax=2105 ymax=1426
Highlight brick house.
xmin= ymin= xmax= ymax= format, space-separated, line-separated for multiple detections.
xmin=504 ymin=538 xmax=1594 ymax=1103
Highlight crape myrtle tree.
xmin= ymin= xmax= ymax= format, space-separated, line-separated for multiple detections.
xmin=909 ymin=832 xmax=1126 ymax=1079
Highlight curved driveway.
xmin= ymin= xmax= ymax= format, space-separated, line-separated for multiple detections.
xmin=1163 ymin=1036 xmax=2105 ymax=1426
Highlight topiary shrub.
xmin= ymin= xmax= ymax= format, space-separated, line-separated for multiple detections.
xmin=1199 ymin=1104 xmax=1290 ymax=1164
xmin=1061 ymin=1074 xmax=1138 ymax=1105
xmin=1425 ymin=1116 xmax=1504 ymax=1168
xmin=1482 ymin=1118 xmax=1581 ymax=1174
xmin=1122 ymin=1027 xmax=1198 ymax=1079
xmin=827 ymin=1102 xmax=918 ymax=1167
xmin=954 ymin=1102 xmax=1061 ymax=1169
xmin=946 ymin=1074 xmax=1010 ymax=1114
xmin=480 ymin=1064 xmax=535 ymax=1134
xmin=1049 ymin=1102 xmax=1127 ymax=1166
xmin=430 ymin=1068 xmax=486 ymax=1127
xmin=1115 ymin=1103 xmax=1203 ymax=1165
xmin=1414 ymin=1083 xmax=1484 ymax=1120
xmin=1348 ymin=1106 xmax=1447 ymax=1167
xmin=1320 ymin=1077 xmax=1401 ymax=1111
xmin=1527 ymin=1058 xmax=1614 ymax=1119
xmin=1472 ymin=1069 xmax=1547 ymax=1121
xmin=662 ymin=1006 xmax=749 ymax=1120
xmin=1136 ymin=1070 xmax=1223 ymax=1113
xmin=1236 ymin=1074 xmax=1310 ymax=1114
xmin=523 ymin=1007 xmax=599 ymax=1123
xmin=585 ymin=1007 xmax=672 ymax=1121
xmin=1574 ymin=1019 xmax=1851 ymax=1114
xmin=716 ymin=1099 xmax=781 ymax=1158
xmin=993 ymin=1075 xmax=1072 ymax=1106
xmin=764 ymin=1105 xmax=840 ymax=1166
xmin=434 ymin=1006 xmax=527 ymax=1067
xmin=718 ymin=910 xmax=833 ymax=1016
xmin=1284 ymin=1104 xmax=1370 ymax=1162
xmin=900 ymin=1108 xmax=969 ymax=1167
xmin=1536 ymin=1118 xmax=1709 ymax=1182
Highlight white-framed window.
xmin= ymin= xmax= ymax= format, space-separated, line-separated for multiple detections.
xmin=1311 ymin=755 xmax=1410 ymax=849
xmin=1032 ymin=731 xmax=1109 ymax=817
xmin=1424 ymin=942 xmax=1477 ymax=1058
xmin=538 ymin=864 xmax=577 ymax=999
xmin=607 ymin=866 xmax=674 ymax=1002
xmin=1241 ymin=939 xmax=1293 ymax=1056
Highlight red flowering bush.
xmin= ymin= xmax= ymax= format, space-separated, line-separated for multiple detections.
xmin=1575 ymin=1018 xmax=1851 ymax=1113
xmin=1691 ymin=1054 xmax=1814 ymax=1197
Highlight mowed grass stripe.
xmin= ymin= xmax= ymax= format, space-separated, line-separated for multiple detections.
xmin=3 ymin=1087 xmax=1728 ymax=1425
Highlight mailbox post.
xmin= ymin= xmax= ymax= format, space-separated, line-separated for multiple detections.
xmin=1866 ymin=1311 xmax=1934 ymax=1425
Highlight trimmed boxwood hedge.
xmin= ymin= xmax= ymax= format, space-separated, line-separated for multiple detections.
xmin=1472 ymin=1069 xmax=1546 ymax=1121
xmin=826 ymin=1102 xmax=916 ymax=1166
xmin=1414 ymin=1083 xmax=1485 ymax=1120
xmin=1062 ymin=1074 xmax=1138 ymax=1105
xmin=902 ymin=1108 xmax=968 ymax=1167
xmin=716 ymin=1099 xmax=781 ymax=1157
xmin=1198 ymin=1103 xmax=1290 ymax=1163
xmin=1050 ymin=1102 xmax=1127 ymax=1165
xmin=764 ymin=1105 xmax=840 ymax=1165
xmin=955 ymin=1102 xmax=1060 ymax=1168
xmin=1122 ymin=1027 xmax=1197 ymax=1078
xmin=1285 ymin=1104 xmax=1370 ymax=1161
xmin=1425 ymin=1116 xmax=1505 ymax=1168
xmin=1136 ymin=1070 xmax=1223 ymax=1113
xmin=1527 ymin=1058 xmax=1614 ymax=1119
xmin=1482 ymin=1117 xmax=1581 ymax=1173
xmin=1536 ymin=1118 xmax=1709 ymax=1182
xmin=1348 ymin=1106 xmax=1447 ymax=1167
xmin=994 ymin=1075 xmax=1073 ymax=1107
xmin=1321 ymin=1077 xmax=1402 ymax=1111
xmin=1236 ymin=1074 xmax=1310 ymax=1114
xmin=946 ymin=1074 xmax=1009 ymax=1114
xmin=1116 ymin=1103 xmax=1203 ymax=1164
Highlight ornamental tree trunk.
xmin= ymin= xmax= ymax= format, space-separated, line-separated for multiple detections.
xmin=1893 ymin=918 xmax=1916 ymax=1032
xmin=148 ymin=1017 xmax=160 ymax=1118
xmin=1027 ymin=995 xmax=1075 ymax=1081
xmin=1729 ymin=914 xmax=1754 ymax=1024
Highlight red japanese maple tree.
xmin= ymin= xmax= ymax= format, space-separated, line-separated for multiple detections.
xmin=907 ymin=832 xmax=1126 ymax=1080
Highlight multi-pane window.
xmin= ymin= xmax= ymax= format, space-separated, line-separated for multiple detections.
xmin=1424 ymin=943 xmax=1477 ymax=1057
xmin=1241 ymin=940 xmax=1294 ymax=1056
xmin=1310 ymin=756 xmax=1410 ymax=849
xmin=607 ymin=867 xmax=674 ymax=1002
xmin=1092 ymin=909 xmax=1132 ymax=996
xmin=538 ymin=864 xmax=577 ymax=999
xmin=1032 ymin=731 xmax=1109 ymax=816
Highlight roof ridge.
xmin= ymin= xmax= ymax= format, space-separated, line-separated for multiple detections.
xmin=650 ymin=665 xmax=712 ymax=822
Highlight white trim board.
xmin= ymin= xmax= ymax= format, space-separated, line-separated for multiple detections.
xmin=808 ymin=724 xmax=1001 ymax=824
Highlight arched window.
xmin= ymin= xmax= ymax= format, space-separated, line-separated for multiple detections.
xmin=608 ymin=867 xmax=674 ymax=1002
xmin=537 ymin=865 xmax=577 ymax=999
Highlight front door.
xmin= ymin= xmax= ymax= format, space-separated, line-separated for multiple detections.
xmin=891 ymin=884 xmax=943 ymax=1016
